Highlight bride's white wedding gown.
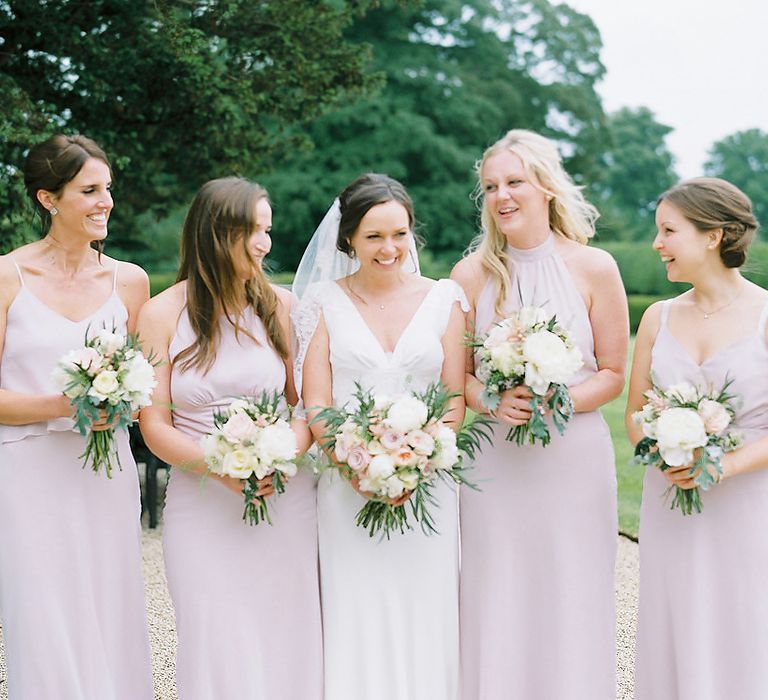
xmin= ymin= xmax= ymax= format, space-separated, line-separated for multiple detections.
xmin=301 ymin=278 xmax=467 ymax=700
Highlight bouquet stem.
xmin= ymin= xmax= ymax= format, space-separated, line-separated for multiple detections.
xmin=79 ymin=428 xmax=122 ymax=479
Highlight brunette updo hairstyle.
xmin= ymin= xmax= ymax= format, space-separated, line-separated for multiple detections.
xmin=23 ymin=134 xmax=111 ymax=233
xmin=337 ymin=173 xmax=415 ymax=256
xmin=658 ymin=177 xmax=759 ymax=269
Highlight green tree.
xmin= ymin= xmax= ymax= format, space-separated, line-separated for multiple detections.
xmin=0 ymin=0 xmax=378 ymax=256
xmin=592 ymin=107 xmax=677 ymax=241
xmin=704 ymin=128 xmax=768 ymax=229
xmin=263 ymin=0 xmax=609 ymax=271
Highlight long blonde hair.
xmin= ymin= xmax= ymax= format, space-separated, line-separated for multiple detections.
xmin=471 ymin=129 xmax=599 ymax=315
xmin=175 ymin=177 xmax=288 ymax=373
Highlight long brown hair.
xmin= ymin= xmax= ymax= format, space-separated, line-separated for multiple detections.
xmin=174 ymin=177 xmax=288 ymax=372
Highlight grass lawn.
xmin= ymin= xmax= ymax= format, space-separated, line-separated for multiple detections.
xmin=602 ymin=378 xmax=643 ymax=539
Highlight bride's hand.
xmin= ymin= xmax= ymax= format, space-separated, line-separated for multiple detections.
xmin=350 ymin=475 xmax=413 ymax=506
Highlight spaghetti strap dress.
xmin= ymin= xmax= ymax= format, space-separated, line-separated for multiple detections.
xmin=635 ymin=298 xmax=768 ymax=700
xmin=162 ymin=300 xmax=322 ymax=700
xmin=0 ymin=262 xmax=153 ymax=699
xmin=459 ymin=234 xmax=617 ymax=699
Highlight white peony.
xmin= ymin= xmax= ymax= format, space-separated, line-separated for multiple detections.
xmin=655 ymin=407 xmax=708 ymax=467
xmin=367 ymin=453 xmax=396 ymax=481
xmin=384 ymin=476 xmax=406 ymax=499
xmin=221 ymin=412 xmax=259 ymax=443
xmin=255 ymin=422 xmax=298 ymax=465
xmin=516 ymin=305 xmax=550 ymax=330
xmin=202 ymin=433 xmax=228 ymax=473
xmin=697 ymin=399 xmax=731 ymax=435
xmin=121 ymin=355 xmax=156 ymax=401
xmin=431 ymin=425 xmax=459 ymax=470
xmin=88 ymin=370 xmax=120 ymax=402
xmin=523 ymin=330 xmax=583 ymax=395
xmin=275 ymin=461 xmax=298 ymax=478
xmin=221 ymin=448 xmax=255 ymax=479
xmin=386 ymin=396 xmax=428 ymax=433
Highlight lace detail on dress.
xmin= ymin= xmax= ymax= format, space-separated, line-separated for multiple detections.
xmin=291 ymin=282 xmax=326 ymax=412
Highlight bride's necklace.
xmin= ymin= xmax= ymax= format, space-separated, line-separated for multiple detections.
xmin=346 ymin=276 xmax=402 ymax=311
xmin=692 ymin=285 xmax=744 ymax=320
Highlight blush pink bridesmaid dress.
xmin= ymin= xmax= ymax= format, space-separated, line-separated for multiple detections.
xmin=635 ymin=299 xmax=768 ymax=700
xmin=162 ymin=298 xmax=322 ymax=700
xmin=459 ymin=235 xmax=617 ymax=699
xmin=0 ymin=262 xmax=153 ymax=699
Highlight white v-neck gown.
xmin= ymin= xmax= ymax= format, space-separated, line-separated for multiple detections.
xmin=315 ymin=279 xmax=466 ymax=700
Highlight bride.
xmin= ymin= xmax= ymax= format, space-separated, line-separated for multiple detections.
xmin=295 ymin=173 xmax=468 ymax=699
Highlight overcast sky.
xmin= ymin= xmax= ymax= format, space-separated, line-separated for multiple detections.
xmin=566 ymin=0 xmax=768 ymax=178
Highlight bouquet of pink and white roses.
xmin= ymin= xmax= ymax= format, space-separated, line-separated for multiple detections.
xmin=633 ymin=378 xmax=742 ymax=514
xmin=202 ymin=392 xmax=299 ymax=526
xmin=471 ymin=306 xmax=583 ymax=447
xmin=52 ymin=325 xmax=157 ymax=478
xmin=312 ymin=382 xmax=490 ymax=538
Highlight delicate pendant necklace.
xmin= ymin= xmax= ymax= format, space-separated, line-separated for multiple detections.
xmin=346 ymin=277 xmax=390 ymax=310
xmin=693 ymin=286 xmax=744 ymax=319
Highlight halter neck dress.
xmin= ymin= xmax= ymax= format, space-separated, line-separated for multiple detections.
xmin=459 ymin=234 xmax=617 ymax=699
xmin=635 ymin=298 xmax=768 ymax=700
xmin=163 ymin=299 xmax=322 ymax=700
xmin=0 ymin=261 xmax=153 ymax=699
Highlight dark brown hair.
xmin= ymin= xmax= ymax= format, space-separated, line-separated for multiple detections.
xmin=23 ymin=134 xmax=111 ymax=235
xmin=337 ymin=173 xmax=415 ymax=255
xmin=175 ymin=177 xmax=288 ymax=372
xmin=658 ymin=177 xmax=759 ymax=269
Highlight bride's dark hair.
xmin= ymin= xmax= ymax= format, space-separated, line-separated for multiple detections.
xmin=175 ymin=176 xmax=288 ymax=372
xmin=336 ymin=173 xmax=415 ymax=255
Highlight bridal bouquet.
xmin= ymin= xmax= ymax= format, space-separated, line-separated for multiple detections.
xmin=202 ymin=392 xmax=299 ymax=525
xmin=52 ymin=325 xmax=157 ymax=478
xmin=471 ymin=306 xmax=583 ymax=446
xmin=312 ymin=382 xmax=489 ymax=538
xmin=633 ymin=378 xmax=742 ymax=514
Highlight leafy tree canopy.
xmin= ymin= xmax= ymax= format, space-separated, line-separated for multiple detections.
xmin=705 ymin=128 xmax=768 ymax=231
xmin=262 ymin=0 xmax=609 ymax=270
xmin=0 ymin=0 xmax=379 ymax=255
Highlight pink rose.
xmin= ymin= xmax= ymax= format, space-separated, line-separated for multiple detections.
xmin=380 ymin=429 xmax=405 ymax=451
xmin=697 ymin=399 xmax=731 ymax=435
xmin=221 ymin=412 xmax=258 ymax=443
xmin=346 ymin=444 xmax=371 ymax=472
xmin=406 ymin=429 xmax=435 ymax=456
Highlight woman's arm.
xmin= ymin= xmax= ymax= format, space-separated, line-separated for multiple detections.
xmin=0 ymin=256 xmax=73 ymax=425
xmin=301 ymin=312 xmax=333 ymax=449
xmin=136 ymin=289 xmax=209 ymax=475
xmin=624 ymin=302 xmax=663 ymax=445
xmin=441 ymin=300 xmax=467 ymax=429
xmin=568 ymin=247 xmax=629 ymax=413
xmin=274 ymin=285 xmax=313 ymax=454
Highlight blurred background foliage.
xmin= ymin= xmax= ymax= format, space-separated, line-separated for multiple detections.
xmin=2 ymin=0 xmax=767 ymax=289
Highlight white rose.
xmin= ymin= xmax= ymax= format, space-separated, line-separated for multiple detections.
xmin=655 ymin=407 xmax=708 ymax=467
xmin=406 ymin=429 xmax=435 ymax=456
xmin=221 ymin=412 xmax=258 ymax=444
xmin=697 ymin=399 xmax=731 ymax=435
xmin=93 ymin=329 xmax=124 ymax=356
xmin=484 ymin=320 xmax=515 ymax=349
xmin=489 ymin=343 xmax=525 ymax=378
xmin=367 ymin=454 xmax=396 ymax=481
xmin=668 ymin=382 xmax=699 ymax=405
xmin=523 ymin=330 xmax=583 ymax=395
xmin=88 ymin=369 xmax=120 ymax=402
xmin=386 ymin=396 xmax=428 ymax=434
xmin=221 ymin=448 xmax=254 ymax=479
xmin=255 ymin=422 xmax=298 ymax=465
xmin=367 ymin=439 xmax=386 ymax=456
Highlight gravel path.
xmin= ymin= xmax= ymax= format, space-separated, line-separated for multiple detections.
xmin=1 ymin=530 xmax=639 ymax=700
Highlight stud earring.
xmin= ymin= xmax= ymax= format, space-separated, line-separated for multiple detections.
xmin=50 ymin=207 xmax=58 ymax=216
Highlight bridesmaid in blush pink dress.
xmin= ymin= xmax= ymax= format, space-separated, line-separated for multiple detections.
xmin=0 ymin=135 xmax=153 ymax=698
xmin=452 ymin=130 xmax=628 ymax=699
xmin=627 ymin=178 xmax=768 ymax=700
xmin=138 ymin=177 xmax=321 ymax=700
